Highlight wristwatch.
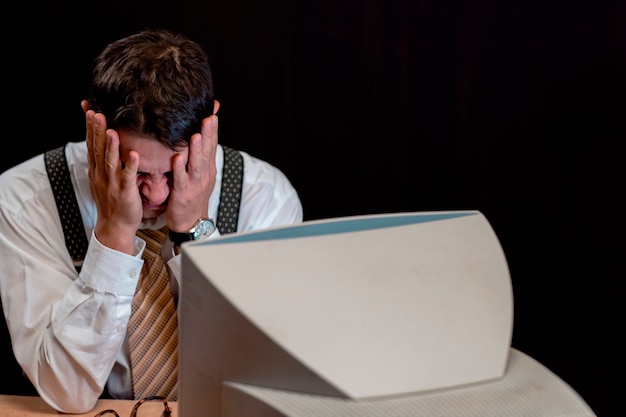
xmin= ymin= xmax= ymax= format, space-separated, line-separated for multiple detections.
xmin=168 ymin=217 xmax=216 ymax=246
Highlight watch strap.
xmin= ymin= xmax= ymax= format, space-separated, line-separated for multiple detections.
xmin=168 ymin=230 xmax=193 ymax=246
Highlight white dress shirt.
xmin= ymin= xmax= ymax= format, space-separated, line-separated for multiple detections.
xmin=0 ymin=141 xmax=303 ymax=413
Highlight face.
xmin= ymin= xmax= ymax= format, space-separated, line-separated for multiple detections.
xmin=118 ymin=130 xmax=189 ymax=220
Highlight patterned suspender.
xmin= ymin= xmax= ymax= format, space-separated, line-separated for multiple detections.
xmin=45 ymin=144 xmax=244 ymax=272
xmin=215 ymin=146 xmax=244 ymax=235
xmin=44 ymin=146 xmax=90 ymax=272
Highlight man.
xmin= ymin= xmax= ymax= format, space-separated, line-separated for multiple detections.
xmin=0 ymin=29 xmax=303 ymax=413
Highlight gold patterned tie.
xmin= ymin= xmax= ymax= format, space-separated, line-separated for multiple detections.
xmin=128 ymin=227 xmax=178 ymax=400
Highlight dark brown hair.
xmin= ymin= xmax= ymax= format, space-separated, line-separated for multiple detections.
xmin=88 ymin=29 xmax=215 ymax=149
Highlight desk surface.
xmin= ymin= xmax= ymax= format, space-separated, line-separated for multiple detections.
xmin=0 ymin=395 xmax=178 ymax=416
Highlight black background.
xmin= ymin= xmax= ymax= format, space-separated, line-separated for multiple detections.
xmin=2 ymin=1 xmax=623 ymax=415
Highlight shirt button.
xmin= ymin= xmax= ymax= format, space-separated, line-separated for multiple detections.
xmin=129 ymin=271 xmax=137 ymax=278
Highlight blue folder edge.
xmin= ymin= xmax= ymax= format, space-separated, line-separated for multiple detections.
xmin=198 ymin=211 xmax=478 ymax=246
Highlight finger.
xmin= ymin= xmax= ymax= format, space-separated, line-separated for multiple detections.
xmin=187 ymin=133 xmax=204 ymax=178
xmin=85 ymin=109 xmax=96 ymax=172
xmin=188 ymin=115 xmax=218 ymax=178
xmin=201 ymin=115 xmax=219 ymax=158
xmin=171 ymin=152 xmax=189 ymax=191
xmin=104 ymin=129 xmax=121 ymax=179
xmin=92 ymin=114 xmax=108 ymax=177
xmin=121 ymin=149 xmax=140 ymax=189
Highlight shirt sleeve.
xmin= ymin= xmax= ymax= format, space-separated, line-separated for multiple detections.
xmin=0 ymin=194 xmax=144 ymax=414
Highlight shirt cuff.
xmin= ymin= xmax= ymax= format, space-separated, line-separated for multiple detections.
xmin=79 ymin=231 xmax=145 ymax=296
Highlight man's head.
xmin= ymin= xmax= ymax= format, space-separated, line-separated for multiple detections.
xmin=88 ymin=29 xmax=215 ymax=151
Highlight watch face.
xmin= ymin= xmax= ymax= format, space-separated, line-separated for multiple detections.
xmin=192 ymin=219 xmax=215 ymax=240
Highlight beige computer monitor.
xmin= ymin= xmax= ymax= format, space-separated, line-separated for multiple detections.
xmin=178 ymin=211 xmax=594 ymax=417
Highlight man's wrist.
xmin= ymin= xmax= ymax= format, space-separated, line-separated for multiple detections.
xmin=168 ymin=217 xmax=216 ymax=245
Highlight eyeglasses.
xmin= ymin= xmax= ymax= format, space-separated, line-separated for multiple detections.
xmin=93 ymin=396 xmax=172 ymax=417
